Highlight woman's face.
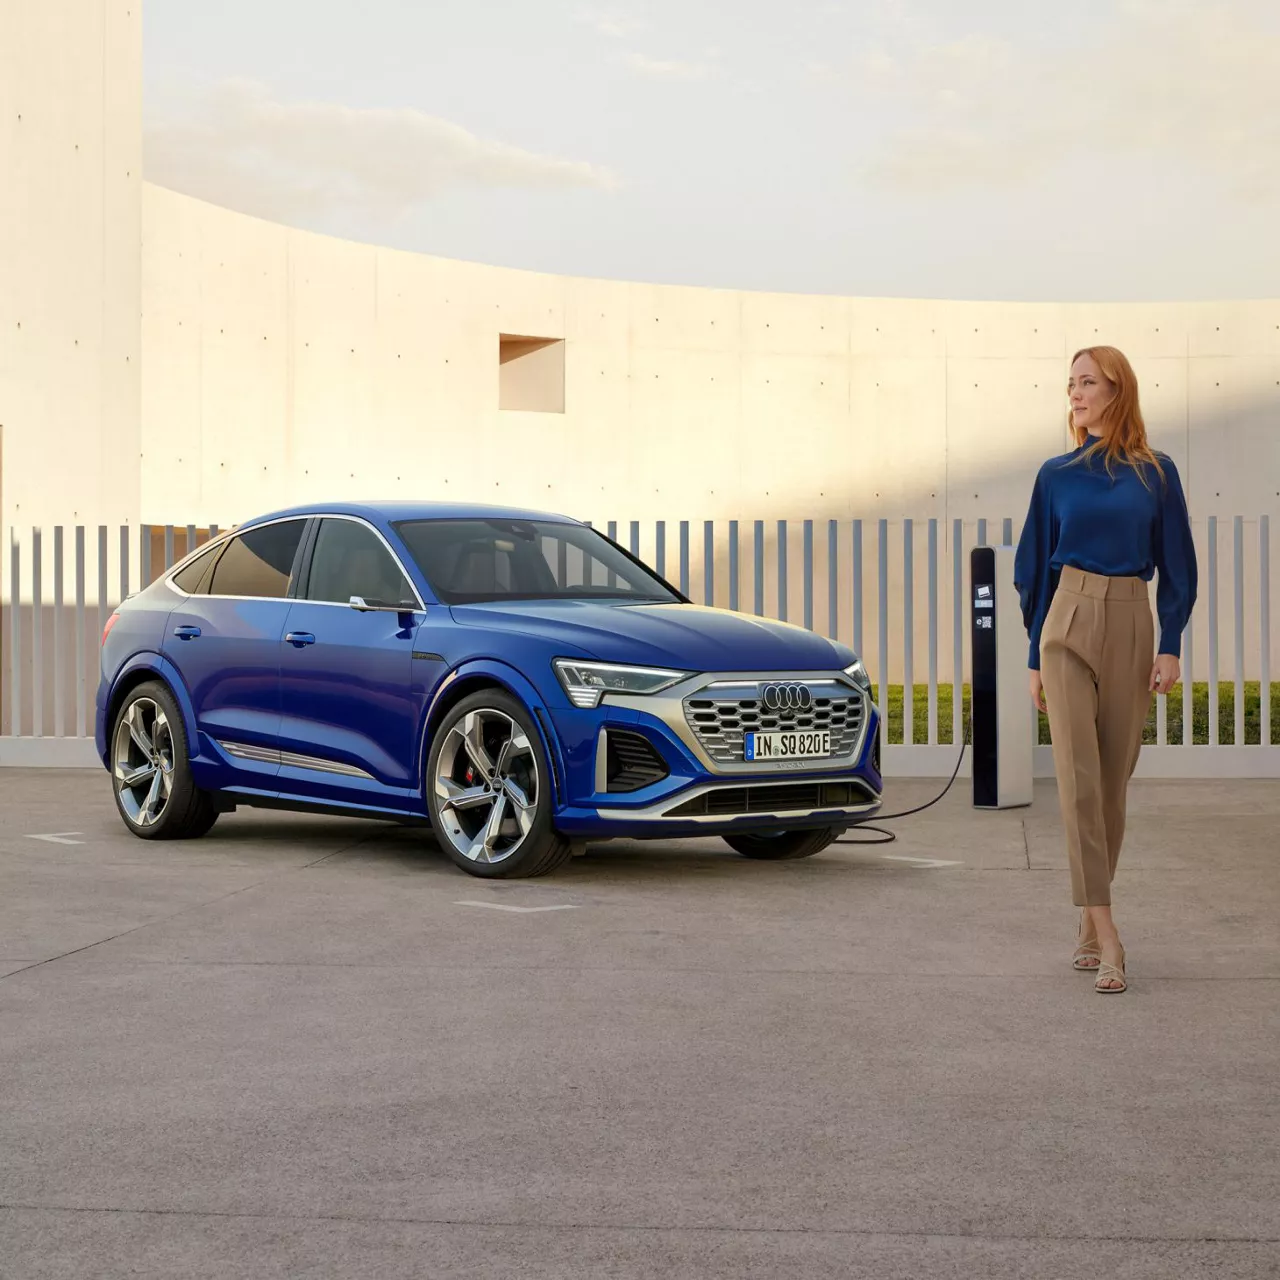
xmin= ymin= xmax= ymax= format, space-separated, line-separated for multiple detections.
xmin=1067 ymin=354 xmax=1115 ymax=436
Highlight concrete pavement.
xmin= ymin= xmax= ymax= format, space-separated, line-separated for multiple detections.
xmin=1 ymin=767 xmax=1277 ymax=1278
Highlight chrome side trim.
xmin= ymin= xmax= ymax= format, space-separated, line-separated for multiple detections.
xmin=221 ymin=741 xmax=279 ymax=766
xmin=219 ymin=740 xmax=376 ymax=781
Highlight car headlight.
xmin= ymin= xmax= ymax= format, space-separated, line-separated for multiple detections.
xmin=843 ymin=658 xmax=872 ymax=691
xmin=553 ymin=659 xmax=690 ymax=709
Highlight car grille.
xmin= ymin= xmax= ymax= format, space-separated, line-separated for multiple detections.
xmin=683 ymin=683 xmax=866 ymax=764
xmin=663 ymin=779 xmax=876 ymax=818
xmin=605 ymin=729 xmax=668 ymax=793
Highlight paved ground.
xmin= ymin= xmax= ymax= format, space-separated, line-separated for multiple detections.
xmin=1 ymin=767 xmax=1277 ymax=1280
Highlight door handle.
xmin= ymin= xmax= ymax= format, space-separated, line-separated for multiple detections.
xmin=285 ymin=632 xmax=316 ymax=647
xmin=173 ymin=625 xmax=201 ymax=640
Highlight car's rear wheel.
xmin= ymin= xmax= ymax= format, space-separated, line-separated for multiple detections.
xmin=426 ymin=690 xmax=571 ymax=878
xmin=111 ymin=681 xmax=219 ymax=840
xmin=722 ymin=827 xmax=841 ymax=860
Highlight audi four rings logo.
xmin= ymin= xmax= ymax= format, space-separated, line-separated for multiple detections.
xmin=762 ymin=683 xmax=812 ymax=711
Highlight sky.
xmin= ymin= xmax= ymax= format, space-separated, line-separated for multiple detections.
xmin=143 ymin=0 xmax=1280 ymax=302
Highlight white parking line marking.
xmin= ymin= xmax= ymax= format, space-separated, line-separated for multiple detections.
xmin=880 ymin=854 xmax=964 ymax=869
xmin=25 ymin=833 xmax=85 ymax=846
xmin=454 ymin=901 xmax=580 ymax=914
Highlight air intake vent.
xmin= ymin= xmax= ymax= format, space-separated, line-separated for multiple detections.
xmin=605 ymin=730 xmax=668 ymax=793
xmin=663 ymin=780 xmax=874 ymax=818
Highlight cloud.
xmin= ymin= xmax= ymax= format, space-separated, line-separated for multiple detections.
xmin=574 ymin=5 xmax=645 ymax=39
xmin=623 ymin=51 xmax=716 ymax=80
xmin=850 ymin=0 xmax=1280 ymax=202
xmin=144 ymin=79 xmax=619 ymax=225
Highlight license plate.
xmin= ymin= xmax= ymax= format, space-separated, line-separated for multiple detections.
xmin=744 ymin=730 xmax=831 ymax=761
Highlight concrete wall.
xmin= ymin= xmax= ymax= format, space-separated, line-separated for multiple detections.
xmin=0 ymin=0 xmax=142 ymax=543
xmin=140 ymin=186 xmax=1280 ymax=536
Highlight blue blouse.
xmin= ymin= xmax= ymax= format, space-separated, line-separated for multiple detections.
xmin=1013 ymin=439 xmax=1197 ymax=670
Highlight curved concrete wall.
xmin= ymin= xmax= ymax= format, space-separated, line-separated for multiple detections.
xmin=140 ymin=185 xmax=1280 ymax=537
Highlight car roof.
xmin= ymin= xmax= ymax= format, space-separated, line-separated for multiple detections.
xmin=238 ymin=500 xmax=584 ymax=528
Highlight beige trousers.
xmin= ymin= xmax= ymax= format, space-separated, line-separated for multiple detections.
xmin=1039 ymin=567 xmax=1154 ymax=907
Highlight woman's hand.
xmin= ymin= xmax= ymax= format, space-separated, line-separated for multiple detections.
xmin=1029 ymin=669 xmax=1046 ymax=713
xmin=1150 ymin=653 xmax=1180 ymax=694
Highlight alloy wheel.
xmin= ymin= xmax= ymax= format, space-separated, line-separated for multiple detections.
xmin=113 ymin=698 xmax=175 ymax=827
xmin=434 ymin=709 xmax=539 ymax=865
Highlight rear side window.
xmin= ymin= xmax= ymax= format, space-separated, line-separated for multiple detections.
xmin=171 ymin=541 xmax=223 ymax=594
xmin=208 ymin=520 xmax=306 ymax=599
xmin=303 ymin=518 xmax=417 ymax=607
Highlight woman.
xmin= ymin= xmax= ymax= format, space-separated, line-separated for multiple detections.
xmin=1014 ymin=346 xmax=1196 ymax=994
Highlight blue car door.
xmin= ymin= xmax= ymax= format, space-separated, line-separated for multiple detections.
xmin=276 ymin=516 xmax=430 ymax=812
xmin=161 ymin=517 xmax=309 ymax=792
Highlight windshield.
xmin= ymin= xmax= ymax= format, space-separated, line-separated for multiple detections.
xmin=393 ymin=518 xmax=682 ymax=605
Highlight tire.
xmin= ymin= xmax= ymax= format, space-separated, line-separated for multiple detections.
xmin=110 ymin=680 xmax=219 ymax=840
xmin=722 ymin=827 xmax=841 ymax=860
xmin=425 ymin=689 xmax=572 ymax=878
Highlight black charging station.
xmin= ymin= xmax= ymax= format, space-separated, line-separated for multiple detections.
xmin=969 ymin=545 xmax=1032 ymax=810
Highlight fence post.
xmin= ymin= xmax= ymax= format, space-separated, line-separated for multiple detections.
xmin=53 ymin=526 xmax=65 ymax=737
xmin=655 ymin=520 xmax=666 ymax=580
xmin=953 ymin=518 xmax=964 ymax=747
xmin=678 ymin=520 xmax=689 ymax=596
xmin=1208 ymin=516 xmax=1218 ymax=747
xmin=852 ymin=519 xmax=863 ymax=658
xmin=903 ymin=519 xmax=914 ymax=746
xmin=728 ymin=520 xmax=739 ymax=612
xmin=828 ymin=519 xmax=838 ymax=639
xmin=75 ymin=527 xmax=86 ymax=737
xmin=1262 ymin=515 xmax=1271 ymax=748
xmin=753 ymin=520 xmax=764 ymax=616
xmin=1234 ymin=516 xmax=1245 ymax=746
xmin=802 ymin=519 xmax=813 ymax=631
xmin=32 ymin=529 xmax=43 ymax=737
xmin=776 ymin=520 xmax=788 ymax=622
xmin=7 ymin=531 xmax=20 ymax=736
xmin=704 ymin=520 xmax=714 ymax=607
xmin=877 ymin=519 xmax=888 ymax=732
xmin=927 ymin=517 xmax=938 ymax=745
xmin=140 ymin=524 xmax=152 ymax=592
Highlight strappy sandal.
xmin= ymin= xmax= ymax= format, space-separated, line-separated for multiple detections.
xmin=1073 ymin=912 xmax=1101 ymax=970
xmin=1095 ymin=945 xmax=1127 ymax=994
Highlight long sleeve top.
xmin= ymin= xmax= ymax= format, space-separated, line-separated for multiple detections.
xmin=1013 ymin=439 xmax=1197 ymax=670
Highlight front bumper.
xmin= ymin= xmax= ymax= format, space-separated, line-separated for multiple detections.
xmin=546 ymin=668 xmax=882 ymax=840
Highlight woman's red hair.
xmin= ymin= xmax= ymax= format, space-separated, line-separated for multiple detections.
xmin=1068 ymin=345 xmax=1164 ymax=484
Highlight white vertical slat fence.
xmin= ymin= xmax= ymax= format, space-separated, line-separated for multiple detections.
xmin=3 ymin=516 xmax=1278 ymax=776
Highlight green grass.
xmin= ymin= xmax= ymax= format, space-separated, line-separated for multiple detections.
xmin=880 ymin=682 xmax=1280 ymax=747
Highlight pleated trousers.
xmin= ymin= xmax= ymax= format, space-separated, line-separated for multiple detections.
xmin=1039 ymin=566 xmax=1154 ymax=907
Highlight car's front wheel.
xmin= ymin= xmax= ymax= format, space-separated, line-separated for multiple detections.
xmin=722 ymin=827 xmax=841 ymax=860
xmin=111 ymin=681 xmax=219 ymax=840
xmin=426 ymin=690 xmax=572 ymax=878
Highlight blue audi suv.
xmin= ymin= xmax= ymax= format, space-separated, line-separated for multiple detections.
xmin=95 ymin=503 xmax=882 ymax=877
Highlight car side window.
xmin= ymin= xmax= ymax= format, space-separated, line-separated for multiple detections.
xmin=208 ymin=520 xmax=306 ymax=599
xmin=171 ymin=540 xmax=223 ymax=594
xmin=304 ymin=519 xmax=416 ymax=606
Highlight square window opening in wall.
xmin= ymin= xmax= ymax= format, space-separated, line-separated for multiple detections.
xmin=499 ymin=334 xmax=565 ymax=413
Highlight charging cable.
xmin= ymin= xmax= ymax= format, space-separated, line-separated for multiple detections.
xmin=834 ymin=708 xmax=971 ymax=846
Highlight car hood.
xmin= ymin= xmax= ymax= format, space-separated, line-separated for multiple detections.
xmin=447 ymin=600 xmax=851 ymax=672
